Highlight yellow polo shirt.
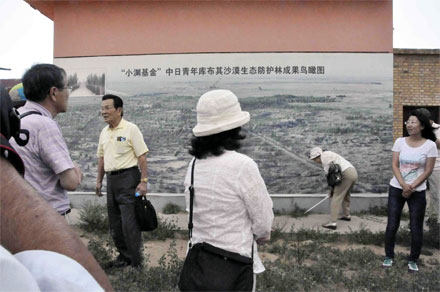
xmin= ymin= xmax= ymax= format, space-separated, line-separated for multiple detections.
xmin=97 ymin=119 xmax=149 ymax=172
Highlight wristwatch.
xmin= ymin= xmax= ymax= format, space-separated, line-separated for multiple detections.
xmin=140 ymin=177 xmax=148 ymax=183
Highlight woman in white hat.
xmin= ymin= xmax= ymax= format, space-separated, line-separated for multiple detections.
xmin=180 ymin=89 xmax=274 ymax=291
xmin=310 ymin=146 xmax=358 ymax=230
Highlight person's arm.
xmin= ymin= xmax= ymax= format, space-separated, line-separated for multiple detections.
xmin=391 ymin=151 xmax=413 ymax=197
xmin=409 ymin=157 xmax=436 ymax=191
xmin=239 ymin=160 xmax=274 ymax=244
xmin=135 ymin=154 xmax=148 ymax=196
xmin=96 ymin=157 xmax=105 ymax=196
xmin=59 ymin=162 xmax=82 ymax=191
xmin=0 ymin=157 xmax=113 ymax=291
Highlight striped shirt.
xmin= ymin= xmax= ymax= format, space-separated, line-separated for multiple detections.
xmin=9 ymin=101 xmax=74 ymax=214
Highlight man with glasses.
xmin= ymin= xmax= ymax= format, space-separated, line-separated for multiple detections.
xmin=9 ymin=64 xmax=82 ymax=216
xmin=95 ymin=94 xmax=149 ymax=268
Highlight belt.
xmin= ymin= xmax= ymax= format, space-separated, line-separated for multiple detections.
xmin=60 ymin=209 xmax=71 ymax=216
xmin=107 ymin=166 xmax=138 ymax=176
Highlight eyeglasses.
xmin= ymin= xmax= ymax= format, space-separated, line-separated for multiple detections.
xmin=404 ymin=121 xmax=419 ymax=126
xmin=101 ymin=106 xmax=115 ymax=111
xmin=61 ymin=85 xmax=73 ymax=93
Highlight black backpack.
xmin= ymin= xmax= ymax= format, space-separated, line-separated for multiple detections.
xmin=327 ymin=162 xmax=343 ymax=187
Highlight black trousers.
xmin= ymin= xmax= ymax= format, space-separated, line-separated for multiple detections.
xmin=385 ymin=186 xmax=426 ymax=262
xmin=107 ymin=168 xmax=142 ymax=266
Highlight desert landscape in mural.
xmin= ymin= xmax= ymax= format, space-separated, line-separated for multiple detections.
xmin=57 ymin=76 xmax=393 ymax=195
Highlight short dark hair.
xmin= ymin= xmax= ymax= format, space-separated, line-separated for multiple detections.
xmin=102 ymin=94 xmax=123 ymax=117
xmin=189 ymin=127 xmax=246 ymax=159
xmin=22 ymin=64 xmax=66 ymax=102
xmin=408 ymin=109 xmax=436 ymax=142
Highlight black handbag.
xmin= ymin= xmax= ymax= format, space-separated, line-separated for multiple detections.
xmin=327 ymin=162 xmax=343 ymax=187
xmin=134 ymin=196 xmax=158 ymax=231
xmin=178 ymin=159 xmax=254 ymax=292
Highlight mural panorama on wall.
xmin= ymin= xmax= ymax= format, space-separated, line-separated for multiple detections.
xmin=54 ymin=52 xmax=393 ymax=195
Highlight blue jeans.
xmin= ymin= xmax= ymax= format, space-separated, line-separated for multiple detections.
xmin=384 ymin=186 xmax=426 ymax=262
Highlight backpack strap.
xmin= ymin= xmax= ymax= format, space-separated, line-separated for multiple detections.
xmin=19 ymin=110 xmax=42 ymax=119
xmin=188 ymin=158 xmax=196 ymax=247
xmin=188 ymin=158 xmax=254 ymax=262
xmin=0 ymin=133 xmax=24 ymax=176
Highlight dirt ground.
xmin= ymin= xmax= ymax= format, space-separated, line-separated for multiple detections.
xmin=138 ymin=238 xmax=440 ymax=268
xmin=72 ymin=211 xmax=439 ymax=268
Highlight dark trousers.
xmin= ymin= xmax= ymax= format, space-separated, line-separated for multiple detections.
xmin=107 ymin=168 xmax=142 ymax=266
xmin=385 ymin=185 xmax=426 ymax=262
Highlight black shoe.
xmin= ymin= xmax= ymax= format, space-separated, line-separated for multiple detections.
xmin=322 ymin=223 xmax=337 ymax=230
xmin=338 ymin=215 xmax=351 ymax=221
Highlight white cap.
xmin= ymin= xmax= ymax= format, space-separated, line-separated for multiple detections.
xmin=309 ymin=147 xmax=323 ymax=160
xmin=192 ymin=89 xmax=250 ymax=137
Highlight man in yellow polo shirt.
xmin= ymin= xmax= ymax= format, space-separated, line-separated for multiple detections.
xmin=95 ymin=94 xmax=149 ymax=268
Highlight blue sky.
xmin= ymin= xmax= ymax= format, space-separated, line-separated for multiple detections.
xmin=0 ymin=0 xmax=439 ymax=79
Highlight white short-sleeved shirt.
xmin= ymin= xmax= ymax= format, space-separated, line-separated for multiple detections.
xmin=390 ymin=137 xmax=438 ymax=191
xmin=183 ymin=151 xmax=274 ymax=274
xmin=320 ymin=151 xmax=354 ymax=174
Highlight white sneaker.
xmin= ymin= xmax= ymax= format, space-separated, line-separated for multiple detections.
xmin=408 ymin=261 xmax=419 ymax=272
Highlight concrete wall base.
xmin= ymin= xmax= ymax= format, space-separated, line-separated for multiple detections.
xmin=68 ymin=192 xmax=388 ymax=214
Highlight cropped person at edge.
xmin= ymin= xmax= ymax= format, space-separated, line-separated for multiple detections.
xmin=9 ymin=64 xmax=82 ymax=217
xmin=418 ymin=108 xmax=440 ymax=224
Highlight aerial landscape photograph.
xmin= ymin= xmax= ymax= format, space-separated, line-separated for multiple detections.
xmin=55 ymin=52 xmax=393 ymax=194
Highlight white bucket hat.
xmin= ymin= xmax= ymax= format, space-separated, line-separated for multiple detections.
xmin=309 ymin=147 xmax=323 ymax=160
xmin=193 ymin=89 xmax=250 ymax=137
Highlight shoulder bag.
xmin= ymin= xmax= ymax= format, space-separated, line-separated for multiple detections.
xmin=178 ymin=159 xmax=254 ymax=291
xmin=327 ymin=162 xmax=343 ymax=187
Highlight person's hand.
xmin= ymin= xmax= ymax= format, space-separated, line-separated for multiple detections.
xmin=95 ymin=182 xmax=102 ymax=197
xmin=256 ymin=237 xmax=270 ymax=245
xmin=136 ymin=182 xmax=148 ymax=197
xmin=73 ymin=162 xmax=83 ymax=185
xmin=402 ymin=183 xmax=413 ymax=198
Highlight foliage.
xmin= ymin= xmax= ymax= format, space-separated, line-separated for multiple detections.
xmin=162 ymin=202 xmax=183 ymax=214
xmin=354 ymin=205 xmax=388 ymax=217
xmin=107 ymin=241 xmax=183 ymax=292
xmin=274 ymin=204 xmax=309 ymax=218
xmin=354 ymin=205 xmax=410 ymax=220
xmin=258 ymin=237 xmax=439 ymax=292
xmin=87 ymin=234 xmax=115 ymax=265
xmin=86 ymin=73 xmax=105 ymax=95
xmin=289 ymin=205 xmax=309 ymax=218
xmin=142 ymin=217 xmax=181 ymax=241
xmin=78 ymin=202 xmax=109 ymax=234
xmin=67 ymin=73 xmax=78 ymax=86
xmin=78 ymin=203 xmax=439 ymax=291
xmin=80 ymin=214 xmax=439 ymax=292
xmin=425 ymin=219 xmax=440 ymax=249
